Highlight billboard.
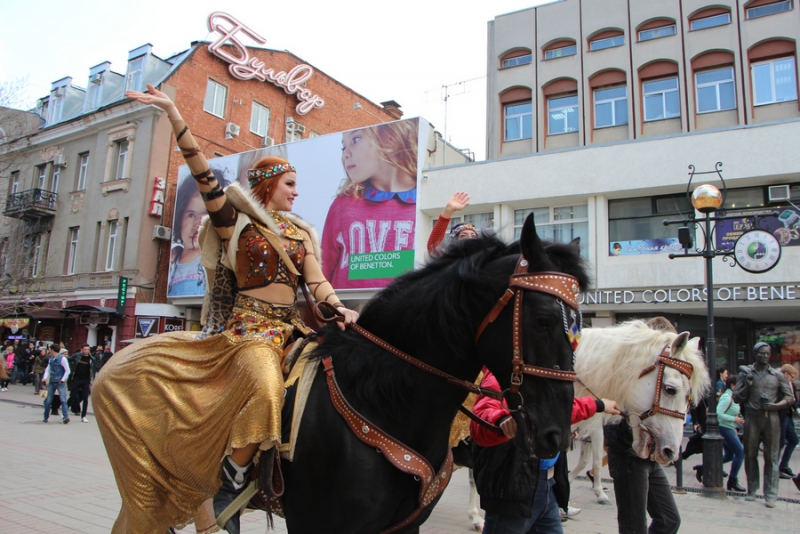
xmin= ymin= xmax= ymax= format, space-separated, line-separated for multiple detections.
xmin=168 ymin=118 xmax=428 ymax=298
xmin=609 ymin=238 xmax=684 ymax=256
xmin=715 ymin=206 xmax=800 ymax=250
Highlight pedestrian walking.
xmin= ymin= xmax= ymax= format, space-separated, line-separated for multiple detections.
xmin=32 ymin=347 xmax=49 ymax=394
xmin=42 ymin=343 xmax=71 ymax=424
xmin=779 ymin=364 xmax=799 ymax=479
xmin=2 ymin=345 xmax=15 ymax=391
xmin=717 ymin=375 xmax=746 ymax=492
xmin=70 ymin=344 xmax=93 ymax=423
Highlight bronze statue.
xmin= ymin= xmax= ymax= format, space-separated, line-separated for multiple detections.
xmin=733 ymin=342 xmax=794 ymax=507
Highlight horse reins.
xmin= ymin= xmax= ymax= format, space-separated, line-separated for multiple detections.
xmin=634 ymin=344 xmax=694 ymax=421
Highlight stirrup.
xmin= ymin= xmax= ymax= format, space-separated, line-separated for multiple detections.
xmin=216 ymin=480 xmax=258 ymax=529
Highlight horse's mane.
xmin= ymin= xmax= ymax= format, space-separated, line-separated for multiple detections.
xmin=316 ymin=232 xmax=591 ymax=420
xmin=575 ymin=320 xmax=711 ymax=407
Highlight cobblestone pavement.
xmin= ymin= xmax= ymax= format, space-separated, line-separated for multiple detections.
xmin=2 ymin=383 xmax=800 ymax=533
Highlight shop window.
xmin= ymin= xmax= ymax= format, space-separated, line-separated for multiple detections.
xmin=514 ymin=205 xmax=589 ymax=257
xmin=504 ymin=102 xmax=532 ymax=141
xmin=608 ymin=194 xmax=693 ymax=253
xmin=695 ymin=67 xmax=736 ymax=113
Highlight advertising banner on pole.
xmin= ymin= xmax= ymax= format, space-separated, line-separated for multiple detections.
xmin=168 ymin=118 xmax=429 ymax=298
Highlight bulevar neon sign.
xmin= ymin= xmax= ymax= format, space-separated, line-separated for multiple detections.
xmin=207 ymin=12 xmax=325 ymax=115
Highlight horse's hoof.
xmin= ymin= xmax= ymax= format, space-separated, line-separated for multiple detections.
xmin=597 ymin=495 xmax=611 ymax=504
xmin=471 ymin=520 xmax=484 ymax=532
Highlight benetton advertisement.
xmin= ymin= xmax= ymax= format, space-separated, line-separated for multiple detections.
xmin=715 ymin=206 xmax=800 ymax=250
xmin=168 ymin=118 xmax=428 ymax=298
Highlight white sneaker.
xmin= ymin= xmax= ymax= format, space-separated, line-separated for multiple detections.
xmin=560 ymin=506 xmax=581 ymax=519
xmin=81 ymin=417 xmax=89 ymax=423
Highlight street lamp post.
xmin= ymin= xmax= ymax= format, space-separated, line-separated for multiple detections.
xmin=665 ymin=163 xmax=781 ymax=498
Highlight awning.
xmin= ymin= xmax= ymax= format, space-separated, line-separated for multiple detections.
xmin=28 ymin=308 xmax=68 ymax=319
xmin=60 ymin=305 xmax=120 ymax=316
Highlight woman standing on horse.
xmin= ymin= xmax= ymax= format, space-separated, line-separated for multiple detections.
xmin=93 ymin=83 xmax=358 ymax=534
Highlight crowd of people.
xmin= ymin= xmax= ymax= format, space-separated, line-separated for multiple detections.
xmin=0 ymin=339 xmax=113 ymax=423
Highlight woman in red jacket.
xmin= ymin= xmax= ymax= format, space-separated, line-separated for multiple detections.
xmin=470 ymin=368 xmax=619 ymax=534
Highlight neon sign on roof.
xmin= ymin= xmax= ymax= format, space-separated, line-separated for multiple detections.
xmin=207 ymin=12 xmax=325 ymax=115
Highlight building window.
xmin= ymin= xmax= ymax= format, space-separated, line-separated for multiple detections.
xmin=545 ymin=45 xmax=577 ymax=60
xmin=87 ymin=74 xmax=103 ymax=109
xmin=638 ymin=25 xmax=676 ymax=42
xmin=504 ymin=102 xmax=533 ymax=141
xmin=589 ymin=35 xmax=625 ymax=51
xmin=609 ymin=194 xmax=693 ymax=252
xmin=76 ymin=153 xmax=89 ymax=190
xmin=113 ymin=140 xmax=129 ymax=180
xmin=67 ymin=227 xmax=79 ymax=275
xmin=514 ymin=206 xmax=589 ymax=258
xmin=594 ymin=86 xmax=628 ymax=128
xmin=10 ymin=171 xmax=19 ymax=195
xmin=746 ymin=1 xmax=792 ymax=19
xmin=126 ymin=57 xmax=144 ymax=92
xmin=105 ymin=221 xmax=118 ymax=271
xmin=51 ymin=165 xmax=60 ymax=193
xmin=752 ymin=57 xmax=798 ymax=105
xmin=502 ymin=54 xmax=532 ymax=68
xmin=47 ymin=92 xmax=64 ymax=124
xmin=696 ymin=67 xmax=736 ymax=113
xmin=447 ymin=212 xmax=495 ymax=234
xmin=644 ymin=77 xmax=681 ymax=121
xmin=30 ymin=233 xmax=43 ymax=277
xmin=690 ymin=13 xmax=731 ymax=30
xmin=203 ymin=79 xmax=227 ymax=118
xmin=547 ymin=95 xmax=579 ymax=134
xmin=36 ymin=165 xmax=47 ymax=190
xmin=250 ymin=102 xmax=271 ymax=136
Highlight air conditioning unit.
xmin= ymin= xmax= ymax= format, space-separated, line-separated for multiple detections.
xmin=768 ymin=185 xmax=791 ymax=203
xmin=225 ymin=122 xmax=241 ymax=137
xmin=53 ymin=154 xmax=67 ymax=167
xmin=294 ymin=124 xmax=306 ymax=134
xmin=261 ymin=136 xmax=275 ymax=147
xmin=152 ymin=225 xmax=172 ymax=241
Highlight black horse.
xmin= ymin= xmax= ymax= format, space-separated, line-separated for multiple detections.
xmin=279 ymin=215 xmax=590 ymax=533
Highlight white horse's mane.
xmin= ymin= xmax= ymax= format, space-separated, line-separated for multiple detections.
xmin=574 ymin=320 xmax=711 ymax=407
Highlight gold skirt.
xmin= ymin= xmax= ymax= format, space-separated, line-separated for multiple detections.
xmin=93 ymin=296 xmax=309 ymax=533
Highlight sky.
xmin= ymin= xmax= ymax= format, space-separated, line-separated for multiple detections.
xmin=0 ymin=0 xmax=555 ymax=161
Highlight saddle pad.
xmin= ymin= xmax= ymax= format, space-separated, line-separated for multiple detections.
xmin=279 ymin=341 xmax=320 ymax=461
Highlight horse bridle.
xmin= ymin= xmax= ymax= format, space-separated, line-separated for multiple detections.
xmin=633 ymin=344 xmax=694 ymax=422
xmin=475 ymin=257 xmax=581 ymax=396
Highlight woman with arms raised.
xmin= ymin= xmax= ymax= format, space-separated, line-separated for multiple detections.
xmin=93 ymin=83 xmax=358 ymax=534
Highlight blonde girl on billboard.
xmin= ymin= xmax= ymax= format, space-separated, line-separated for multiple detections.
xmin=321 ymin=119 xmax=419 ymax=289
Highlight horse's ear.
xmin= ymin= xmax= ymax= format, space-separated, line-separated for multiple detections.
xmin=520 ymin=213 xmax=545 ymax=268
xmin=671 ymin=332 xmax=690 ymax=355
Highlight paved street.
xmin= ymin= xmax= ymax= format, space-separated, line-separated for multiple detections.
xmin=3 ymin=383 xmax=800 ymax=533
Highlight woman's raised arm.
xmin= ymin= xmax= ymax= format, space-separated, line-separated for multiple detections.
xmin=126 ymin=84 xmax=236 ymax=243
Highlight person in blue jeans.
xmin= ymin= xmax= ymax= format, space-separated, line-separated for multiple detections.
xmin=717 ymin=375 xmax=745 ymax=492
xmin=42 ymin=343 xmax=71 ymax=424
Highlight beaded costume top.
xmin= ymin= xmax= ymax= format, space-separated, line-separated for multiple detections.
xmin=236 ymin=211 xmax=305 ymax=292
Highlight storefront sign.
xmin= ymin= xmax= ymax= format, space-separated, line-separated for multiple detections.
xmin=163 ymin=317 xmax=184 ymax=333
xmin=149 ymin=176 xmax=166 ymax=216
xmin=716 ymin=206 xmax=800 ymax=249
xmin=1 ymin=318 xmax=30 ymax=332
xmin=136 ymin=317 xmax=159 ymax=338
xmin=207 ymin=12 xmax=325 ymax=115
xmin=581 ymin=284 xmax=800 ymax=306
xmin=609 ymin=238 xmax=683 ymax=256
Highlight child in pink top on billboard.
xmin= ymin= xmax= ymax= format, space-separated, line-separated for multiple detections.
xmin=322 ymin=119 xmax=419 ymax=289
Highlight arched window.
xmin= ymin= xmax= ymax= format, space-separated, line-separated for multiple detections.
xmin=588 ymin=30 xmax=625 ymax=51
xmin=543 ymin=39 xmax=577 ymax=60
xmin=637 ymin=18 xmax=677 ymax=42
xmin=692 ymin=51 xmax=737 ymax=113
xmin=500 ymin=87 xmax=533 ymax=141
xmin=590 ymin=70 xmax=628 ymax=128
xmin=639 ymin=61 xmax=681 ymax=121
xmin=744 ymin=0 xmax=793 ymax=20
xmin=500 ymin=49 xmax=533 ymax=69
xmin=749 ymin=39 xmax=798 ymax=105
xmin=688 ymin=7 xmax=732 ymax=31
xmin=543 ymin=79 xmax=579 ymax=134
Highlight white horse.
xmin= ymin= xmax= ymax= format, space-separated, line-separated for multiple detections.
xmin=569 ymin=319 xmax=710 ymax=504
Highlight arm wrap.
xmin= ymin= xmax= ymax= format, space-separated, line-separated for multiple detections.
xmin=200 ymin=183 xmax=225 ymax=202
xmin=207 ymin=199 xmax=238 ymax=228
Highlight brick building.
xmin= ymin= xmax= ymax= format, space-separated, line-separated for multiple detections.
xmin=0 ymin=22 xmax=399 ymax=352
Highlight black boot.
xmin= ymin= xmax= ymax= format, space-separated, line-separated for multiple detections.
xmin=693 ymin=464 xmax=702 ymax=483
xmin=727 ymin=476 xmax=745 ymax=492
xmin=213 ymin=456 xmax=252 ymax=534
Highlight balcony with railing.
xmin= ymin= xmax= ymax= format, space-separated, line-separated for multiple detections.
xmin=3 ymin=189 xmax=58 ymax=220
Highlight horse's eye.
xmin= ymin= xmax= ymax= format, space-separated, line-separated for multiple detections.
xmin=664 ymin=385 xmax=677 ymax=396
xmin=534 ymin=318 xmax=550 ymax=328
